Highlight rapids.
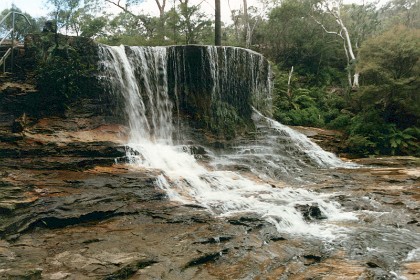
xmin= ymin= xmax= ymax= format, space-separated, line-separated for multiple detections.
xmin=0 ymin=40 xmax=418 ymax=279
xmin=98 ymin=44 xmax=358 ymax=239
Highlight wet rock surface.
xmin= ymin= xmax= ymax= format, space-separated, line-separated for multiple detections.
xmin=1 ymin=116 xmax=419 ymax=279
xmin=0 ymin=82 xmax=419 ymax=279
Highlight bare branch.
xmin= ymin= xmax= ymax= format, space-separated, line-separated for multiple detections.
xmin=313 ymin=0 xmax=358 ymax=88
xmin=155 ymin=0 xmax=163 ymax=11
xmin=287 ymin=66 xmax=294 ymax=98
xmin=104 ymin=0 xmax=137 ymax=17
xmin=154 ymin=0 xmax=166 ymax=18
xmin=310 ymin=15 xmax=343 ymax=38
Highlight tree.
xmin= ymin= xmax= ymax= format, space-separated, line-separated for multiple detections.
xmin=215 ymin=0 xmax=221 ymax=45
xmin=243 ymin=0 xmax=250 ymax=47
xmin=312 ymin=0 xmax=361 ymax=89
xmin=97 ymin=11 xmax=150 ymax=45
xmin=89 ymin=0 xmax=166 ymax=42
xmin=260 ymin=0 xmax=346 ymax=85
xmin=380 ymin=0 xmax=420 ymax=29
xmin=154 ymin=0 xmax=167 ymax=18
xmin=176 ymin=0 xmax=212 ymax=44
xmin=343 ymin=1 xmax=380 ymax=49
xmin=154 ymin=0 xmax=167 ymax=40
xmin=47 ymin=0 xmax=82 ymax=35
xmin=227 ymin=0 xmax=264 ymax=48
xmin=79 ymin=13 xmax=108 ymax=38
xmin=87 ymin=0 xmax=213 ymax=45
xmin=356 ymin=25 xmax=420 ymax=129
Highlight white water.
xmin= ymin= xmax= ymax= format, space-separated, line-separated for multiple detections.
xmin=205 ymin=46 xmax=273 ymax=113
xmin=99 ymin=44 xmax=357 ymax=238
xmin=253 ymin=110 xmax=348 ymax=168
xmin=98 ymin=45 xmax=172 ymax=144
xmin=211 ymin=110 xmax=357 ymax=182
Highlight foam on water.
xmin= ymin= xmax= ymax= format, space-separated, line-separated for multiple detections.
xmin=211 ymin=109 xmax=357 ymax=182
xmin=405 ymin=248 xmax=420 ymax=261
xmin=252 ymin=110 xmax=350 ymax=168
xmin=99 ymin=44 xmax=358 ymax=239
xmin=128 ymin=140 xmax=356 ymax=239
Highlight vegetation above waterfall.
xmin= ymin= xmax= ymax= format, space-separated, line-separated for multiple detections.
xmin=2 ymin=0 xmax=419 ymax=156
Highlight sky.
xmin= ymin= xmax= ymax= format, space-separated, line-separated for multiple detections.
xmin=0 ymin=0 xmax=388 ymax=21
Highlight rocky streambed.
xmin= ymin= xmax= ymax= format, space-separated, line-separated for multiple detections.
xmin=1 ymin=42 xmax=419 ymax=279
xmin=0 ymin=111 xmax=419 ymax=280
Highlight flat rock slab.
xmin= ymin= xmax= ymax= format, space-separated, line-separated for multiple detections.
xmin=0 ymin=117 xmax=419 ymax=279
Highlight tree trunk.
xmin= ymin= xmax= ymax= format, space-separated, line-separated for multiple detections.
xmin=353 ymin=73 xmax=359 ymax=88
xmin=155 ymin=0 xmax=166 ymax=19
xmin=155 ymin=0 xmax=166 ymax=41
xmin=312 ymin=0 xmax=360 ymax=89
xmin=215 ymin=0 xmax=221 ymax=45
xmin=340 ymin=21 xmax=359 ymax=88
xmin=287 ymin=66 xmax=294 ymax=98
xmin=243 ymin=0 xmax=250 ymax=47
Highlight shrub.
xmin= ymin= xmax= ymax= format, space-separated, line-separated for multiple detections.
xmin=35 ymin=37 xmax=96 ymax=113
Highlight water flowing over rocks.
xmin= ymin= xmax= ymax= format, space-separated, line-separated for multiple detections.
xmin=0 ymin=40 xmax=419 ymax=279
xmin=97 ymin=44 xmax=272 ymax=141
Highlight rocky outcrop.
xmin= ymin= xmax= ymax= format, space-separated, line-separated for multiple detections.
xmin=0 ymin=103 xmax=419 ymax=279
xmin=0 ymin=37 xmax=419 ymax=280
xmin=167 ymin=45 xmax=272 ymax=138
xmin=97 ymin=44 xmax=273 ymax=139
xmin=1 ymin=162 xmax=419 ymax=279
xmin=21 ymin=35 xmax=273 ymax=140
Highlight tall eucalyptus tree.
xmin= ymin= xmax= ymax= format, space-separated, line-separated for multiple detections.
xmin=312 ymin=0 xmax=360 ymax=89
xmin=215 ymin=0 xmax=221 ymax=45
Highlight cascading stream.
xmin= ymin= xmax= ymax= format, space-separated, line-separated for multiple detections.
xmin=98 ymin=44 xmax=357 ymax=239
xmin=211 ymin=109 xmax=357 ymax=182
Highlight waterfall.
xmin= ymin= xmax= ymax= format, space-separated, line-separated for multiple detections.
xmin=98 ymin=44 xmax=357 ymax=238
xmin=166 ymin=45 xmax=272 ymax=138
xmin=98 ymin=45 xmax=172 ymax=144
xmin=212 ymin=110 xmax=356 ymax=182
xmin=204 ymin=46 xmax=273 ymax=115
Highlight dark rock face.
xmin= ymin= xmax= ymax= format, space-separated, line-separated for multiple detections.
xmin=98 ymin=44 xmax=272 ymax=140
xmin=20 ymin=34 xmax=118 ymax=120
xmin=0 ymin=39 xmax=419 ymax=280
xmin=20 ymin=36 xmax=273 ymax=139
xmin=167 ymin=45 xmax=272 ymax=138
xmin=295 ymin=204 xmax=328 ymax=221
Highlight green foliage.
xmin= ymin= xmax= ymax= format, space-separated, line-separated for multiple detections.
xmin=224 ymin=5 xmax=264 ymax=47
xmin=92 ymin=1 xmax=213 ymax=46
xmin=259 ymin=0 xmax=347 ymax=86
xmin=46 ymin=0 xmax=82 ymax=34
xmin=345 ymin=135 xmax=377 ymax=156
xmin=171 ymin=2 xmax=212 ymax=45
xmin=272 ymin=21 xmax=419 ymax=157
xmin=286 ymin=108 xmax=324 ymax=127
xmin=272 ymin=67 xmax=344 ymax=128
xmin=357 ymin=26 xmax=420 ymax=128
xmin=387 ymin=126 xmax=419 ymax=155
xmin=379 ymin=0 xmax=420 ymax=29
xmin=343 ymin=1 xmax=381 ymax=48
xmin=327 ymin=112 xmax=352 ymax=130
xmin=79 ymin=15 xmax=107 ymax=38
xmin=344 ymin=112 xmax=419 ymax=156
xmin=208 ymin=101 xmax=244 ymax=139
xmin=35 ymin=35 xmax=96 ymax=113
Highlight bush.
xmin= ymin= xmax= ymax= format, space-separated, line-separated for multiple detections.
xmin=386 ymin=126 xmax=419 ymax=156
xmin=286 ymin=107 xmax=324 ymax=127
xmin=327 ymin=113 xmax=352 ymax=130
xmin=35 ymin=37 xmax=96 ymax=113
xmin=345 ymin=135 xmax=377 ymax=156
